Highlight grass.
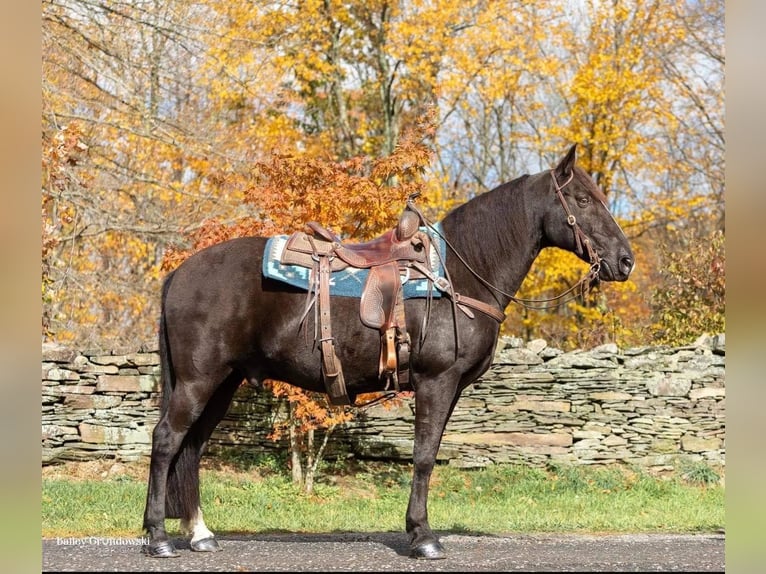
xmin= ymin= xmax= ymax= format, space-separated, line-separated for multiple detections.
xmin=41 ymin=456 xmax=724 ymax=538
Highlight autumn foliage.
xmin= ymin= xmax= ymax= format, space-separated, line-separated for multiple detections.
xmin=651 ymin=229 xmax=725 ymax=345
xmin=161 ymin=114 xmax=435 ymax=264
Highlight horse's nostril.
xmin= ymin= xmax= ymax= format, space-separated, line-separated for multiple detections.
xmin=620 ymin=256 xmax=634 ymax=275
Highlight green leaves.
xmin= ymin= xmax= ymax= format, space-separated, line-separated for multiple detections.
xmin=652 ymin=229 xmax=725 ymax=345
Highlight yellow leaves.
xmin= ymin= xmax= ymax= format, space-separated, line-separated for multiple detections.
xmin=553 ymin=1 xmax=689 ymax=191
xmin=502 ymin=246 xmax=646 ymax=350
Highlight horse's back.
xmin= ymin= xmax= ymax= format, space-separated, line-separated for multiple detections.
xmin=168 ymin=235 xmax=267 ymax=284
xmin=161 ymin=236 xmax=379 ymax=389
xmin=165 ymin=236 xmax=269 ymax=319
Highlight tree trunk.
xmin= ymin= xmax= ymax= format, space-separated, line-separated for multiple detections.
xmin=304 ymin=428 xmax=315 ymax=494
xmin=288 ymin=402 xmax=303 ymax=485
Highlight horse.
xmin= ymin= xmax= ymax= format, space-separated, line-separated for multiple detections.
xmin=142 ymin=144 xmax=634 ymax=559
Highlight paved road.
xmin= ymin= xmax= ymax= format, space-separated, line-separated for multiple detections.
xmin=43 ymin=531 xmax=724 ymax=572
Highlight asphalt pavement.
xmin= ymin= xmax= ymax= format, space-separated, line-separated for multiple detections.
xmin=42 ymin=531 xmax=725 ymax=572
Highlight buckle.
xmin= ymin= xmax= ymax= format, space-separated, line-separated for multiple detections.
xmin=434 ymin=277 xmax=451 ymax=292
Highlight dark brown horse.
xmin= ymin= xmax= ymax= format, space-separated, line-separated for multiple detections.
xmin=142 ymin=144 xmax=634 ymax=559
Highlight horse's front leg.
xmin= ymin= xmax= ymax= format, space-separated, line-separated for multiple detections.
xmin=406 ymin=373 xmax=461 ymax=559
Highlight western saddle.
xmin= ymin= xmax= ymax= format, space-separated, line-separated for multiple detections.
xmin=280 ymin=195 xmax=505 ymax=406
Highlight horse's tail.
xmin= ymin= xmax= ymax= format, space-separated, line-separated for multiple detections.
xmin=157 ymin=270 xmax=199 ymax=519
xmin=158 ymin=271 xmax=175 ymax=417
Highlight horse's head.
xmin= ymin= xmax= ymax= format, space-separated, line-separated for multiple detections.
xmin=543 ymin=144 xmax=634 ymax=282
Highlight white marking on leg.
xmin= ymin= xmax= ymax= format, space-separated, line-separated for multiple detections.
xmin=180 ymin=507 xmax=215 ymax=543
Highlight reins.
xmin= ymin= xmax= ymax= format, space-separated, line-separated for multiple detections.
xmin=408 ymin=169 xmax=602 ymax=315
xmin=352 ymin=169 xmax=602 ymax=409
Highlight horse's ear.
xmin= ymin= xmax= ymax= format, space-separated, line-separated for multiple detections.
xmin=555 ymin=144 xmax=578 ymax=176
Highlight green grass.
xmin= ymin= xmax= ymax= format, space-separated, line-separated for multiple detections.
xmin=42 ymin=458 xmax=724 ymax=538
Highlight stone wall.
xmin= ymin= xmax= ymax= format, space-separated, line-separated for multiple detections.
xmin=42 ymin=335 xmax=725 ymax=470
xmin=42 ymin=345 xmax=162 ymax=462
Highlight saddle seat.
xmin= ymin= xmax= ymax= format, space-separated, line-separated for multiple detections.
xmin=303 ymin=208 xmax=425 ymax=269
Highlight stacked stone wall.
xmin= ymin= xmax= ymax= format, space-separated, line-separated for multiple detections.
xmin=42 ymin=335 xmax=725 ymax=470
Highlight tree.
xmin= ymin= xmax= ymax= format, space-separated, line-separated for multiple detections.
xmin=265 ymin=382 xmax=353 ymax=494
xmin=42 ymin=0 xmax=225 ymax=344
xmin=500 ymin=0 xmax=723 ymax=349
xmin=163 ymin=123 xmax=434 ymax=491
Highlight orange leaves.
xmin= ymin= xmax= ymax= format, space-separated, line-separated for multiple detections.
xmin=164 ymin=118 xmax=436 ymax=274
xmin=265 ymin=380 xmax=354 ymax=442
xmin=251 ymin=128 xmax=432 ymax=241
xmin=372 ymin=119 xmax=434 ymax=183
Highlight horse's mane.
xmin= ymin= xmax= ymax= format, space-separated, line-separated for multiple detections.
xmin=440 ymin=173 xmax=534 ymax=276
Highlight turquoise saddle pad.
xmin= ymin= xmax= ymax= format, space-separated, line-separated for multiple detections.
xmin=262 ymin=224 xmax=446 ymax=299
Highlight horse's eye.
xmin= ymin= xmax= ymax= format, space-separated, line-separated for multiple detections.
xmin=576 ymin=196 xmax=590 ymax=207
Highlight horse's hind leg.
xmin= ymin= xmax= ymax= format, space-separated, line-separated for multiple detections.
xmin=177 ymin=372 xmax=243 ymax=552
xmin=143 ymin=371 xmax=239 ymax=557
xmin=143 ymin=393 xmax=193 ymax=557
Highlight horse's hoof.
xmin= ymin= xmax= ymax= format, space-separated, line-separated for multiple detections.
xmin=143 ymin=540 xmax=180 ymax=558
xmin=410 ymin=540 xmax=446 ymax=560
xmin=191 ymin=537 xmax=221 ymax=552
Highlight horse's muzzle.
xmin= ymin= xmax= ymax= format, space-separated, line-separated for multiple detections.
xmin=600 ymin=253 xmax=634 ymax=282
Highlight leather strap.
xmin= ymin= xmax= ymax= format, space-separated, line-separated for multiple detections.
xmin=454 ymin=293 xmax=506 ymax=323
xmin=374 ymin=262 xmax=411 ymax=391
xmin=393 ymin=280 xmax=411 ymax=388
xmin=410 ymin=261 xmax=506 ymax=323
xmin=318 ymin=256 xmax=350 ymax=405
xmin=378 ymin=262 xmax=401 ymax=379
xmin=550 ymin=169 xmax=600 ymax=266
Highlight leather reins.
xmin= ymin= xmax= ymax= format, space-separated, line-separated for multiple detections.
xmin=356 ymin=170 xmax=604 ymax=408
xmin=410 ymin=168 xmax=603 ymax=319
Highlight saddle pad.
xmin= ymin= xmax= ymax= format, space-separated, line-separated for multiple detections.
xmin=262 ymin=224 xmax=446 ymax=299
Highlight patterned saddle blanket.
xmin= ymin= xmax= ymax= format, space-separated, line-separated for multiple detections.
xmin=262 ymin=224 xmax=446 ymax=299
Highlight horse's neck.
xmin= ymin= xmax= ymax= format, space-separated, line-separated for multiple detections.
xmin=440 ymin=178 xmax=543 ymax=307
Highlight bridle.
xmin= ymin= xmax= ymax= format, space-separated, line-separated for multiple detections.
xmin=550 ymin=168 xmax=601 ymax=270
xmin=358 ymin=171 xmax=607 ymax=408
xmin=409 ymin=168 xmax=604 ymax=318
